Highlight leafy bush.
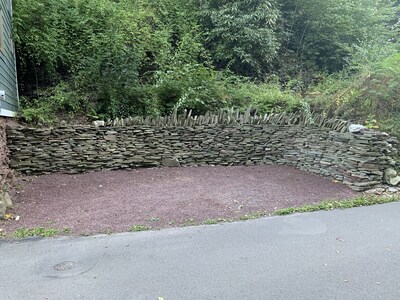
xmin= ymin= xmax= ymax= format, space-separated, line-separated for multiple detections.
xmin=155 ymin=65 xmax=229 ymax=114
xmin=307 ymin=53 xmax=400 ymax=141
xmin=19 ymin=106 xmax=55 ymax=125
xmin=18 ymin=82 xmax=91 ymax=125
xmin=279 ymin=0 xmax=397 ymax=73
xmin=225 ymin=80 xmax=302 ymax=114
xmin=98 ymin=85 xmax=161 ymax=118
xmin=154 ymin=68 xmax=303 ymax=115
xmin=197 ymin=0 xmax=281 ymax=77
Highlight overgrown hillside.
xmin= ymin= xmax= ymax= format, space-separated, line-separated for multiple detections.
xmin=13 ymin=0 xmax=400 ymax=139
xmin=308 ymin=53 xmax=400 ymax=140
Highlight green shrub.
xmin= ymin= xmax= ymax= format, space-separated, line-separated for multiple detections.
xmin=307 ymin=53 xmax=400 ymax=142
xmin=155 ymin=69 xmax=303 ymax=116
xmin=229 ymin=82 xmax=302 ymax=114
xmin=154 ymin=64 xmax=230 ymax=114
xmin=18 ymin=82 xmax=92 ymax=125
xmin=19 ymin=106 xmax=55 ymax=125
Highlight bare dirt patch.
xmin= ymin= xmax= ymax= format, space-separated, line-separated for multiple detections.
xmin=1 ymin=165 xmax=357 ymax=236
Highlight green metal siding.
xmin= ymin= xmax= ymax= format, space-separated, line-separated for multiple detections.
xmin=0 ymin=0 xmax=18 ymax=116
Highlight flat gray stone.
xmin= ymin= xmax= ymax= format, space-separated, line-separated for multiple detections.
xmin=349 ymin=124 xmax=367 ymax=133
xmin=1 ymin=192 xmax=13 ymax=208
xmin=92 ymin=121 xmax=105 ymax=127
xmin=104 ymin=135 xmax=117 ymax=141
xmin=389 ymin=176 xmax=400 ymax=186
xmin=161 ymin=157 xmax=180 ymax=167
xmin=0 ymin=200 xmax=5 ymax=219
xmin=364 ymin=188 xmax=385 ymax=195
xmin=384 ymin=168 xmax=400 ymax=186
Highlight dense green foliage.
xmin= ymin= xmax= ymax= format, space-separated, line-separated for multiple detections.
xmin=280 ymin=0 xmax=396 ymax=73
xmin=198 ymin=0 xmax=280 ymax=77
xmin=308 ymin=53 xmax=400 ymax=140
xmin=13 ymin=0 xmax=399 ymax=133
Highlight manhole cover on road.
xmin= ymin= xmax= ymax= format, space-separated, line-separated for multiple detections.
xmin=53 ymin=261 xmax=74 ymax=272
xmin=36 ymin=252 xmax=99 ymax=278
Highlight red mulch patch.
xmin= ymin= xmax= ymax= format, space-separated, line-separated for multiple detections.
xmin=1 ymin=165 xmax=357 ymax=236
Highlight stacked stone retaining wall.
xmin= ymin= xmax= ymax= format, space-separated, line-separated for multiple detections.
xmin=6 ymin=124 xmax=398 ymax=191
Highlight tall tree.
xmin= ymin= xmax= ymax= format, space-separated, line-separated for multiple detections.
xmin=279 ymin=0 xmax=398 ymax=73
xmin=198 ymin=0 xmax=281 ymax=77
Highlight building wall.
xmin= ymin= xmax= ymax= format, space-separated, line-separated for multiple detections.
xmin=0 ymin=0 xmax=18 ymax=117
xmin=6 ymin=124 xmax=398 ymax=191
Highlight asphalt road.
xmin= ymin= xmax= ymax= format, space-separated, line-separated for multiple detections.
xmin=1 ymin=203 xmax=399 ymax=300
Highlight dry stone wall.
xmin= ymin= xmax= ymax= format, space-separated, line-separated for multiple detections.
xmin=6 ymin=123 xmax=398 ymax=191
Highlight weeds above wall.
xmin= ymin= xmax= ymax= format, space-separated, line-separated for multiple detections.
xmin=306 ymin=53 xmax=400 ymax=144
xmin=18 ymin=74 xmax=304 ymax=126
xmin=18 ymin=82 xmax=93 ymax=125
xmin=15 ymin=0 xmax=398 ymax=125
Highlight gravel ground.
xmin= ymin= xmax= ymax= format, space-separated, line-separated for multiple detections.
xmin=1 ymin=165 xmax=357 ymax=236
